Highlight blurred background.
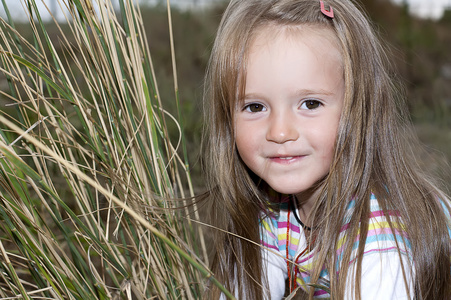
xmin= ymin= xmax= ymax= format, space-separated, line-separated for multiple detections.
xmin=1 ymin=0 xmax=451 ymax=192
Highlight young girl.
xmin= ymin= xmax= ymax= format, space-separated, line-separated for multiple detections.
xmin=202 ymin=0 xmax=451 ymax=299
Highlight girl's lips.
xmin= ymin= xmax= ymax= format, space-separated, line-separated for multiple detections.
xmin=269 ymin=155 xmax=304 ymax=164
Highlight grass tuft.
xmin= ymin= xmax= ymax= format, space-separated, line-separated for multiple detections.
xmin=0 ymin=0 xmax=229 ymax=298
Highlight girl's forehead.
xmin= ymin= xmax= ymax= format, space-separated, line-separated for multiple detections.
xmin=250 ymin=24 xmax=341 ymax=53
xmin=246 ymin=24 xmax=344 ymax=76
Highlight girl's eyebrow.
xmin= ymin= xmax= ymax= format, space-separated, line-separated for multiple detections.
xmin=293 ymin=88 xmax=335 ymax=97
xmin=243 ymin=89 xmax=335 ymax=100
xmin=243 ymin=93 xmax=266 ymax=100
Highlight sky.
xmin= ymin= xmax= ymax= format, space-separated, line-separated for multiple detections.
xmin=0 ymin=0 xmax=450 ymax=22
xmin=393 ymin=0 xmax=451 ymax=19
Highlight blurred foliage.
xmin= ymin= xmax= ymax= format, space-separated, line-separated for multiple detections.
xmin=359 ymin=0 xmax=451 ymax=190
xmin=364 ymin=0 xmax=451 ymax=121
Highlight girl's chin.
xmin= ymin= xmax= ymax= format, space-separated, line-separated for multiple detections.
xmin=264 ymin=182 xmax=324 ymax=204
xmin=267 ymin=184 xmax=311 ymax=196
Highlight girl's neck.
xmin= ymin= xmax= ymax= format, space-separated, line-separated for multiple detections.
xmin=294 ymin=187 xmax=320 ymax=227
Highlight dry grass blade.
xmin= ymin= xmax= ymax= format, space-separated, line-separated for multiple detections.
xmin=0 ymin=0 xmax=228 ymax=299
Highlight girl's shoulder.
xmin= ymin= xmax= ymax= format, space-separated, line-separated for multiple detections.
xmin=335 ymin=194 xmax=414 ymax=271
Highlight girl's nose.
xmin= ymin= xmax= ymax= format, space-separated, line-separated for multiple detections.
xmin=266 ymin=112 xmax=299 ymax=144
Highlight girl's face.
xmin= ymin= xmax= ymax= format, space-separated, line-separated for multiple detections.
xmin=235 ymin=26 xmax=344 ymax=200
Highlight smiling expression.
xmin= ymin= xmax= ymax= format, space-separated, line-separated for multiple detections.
xmin=235 ymin=25 xmax=344 ymax=204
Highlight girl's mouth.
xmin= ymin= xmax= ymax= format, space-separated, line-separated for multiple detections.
xmin=269 ymin=155 xmax=304 ymax=164
xmin=279 ymin=157 xmax=293 ymax=160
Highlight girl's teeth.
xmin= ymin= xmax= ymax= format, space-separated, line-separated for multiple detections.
xmin=281 ymin=157 xmax=293 ymax=160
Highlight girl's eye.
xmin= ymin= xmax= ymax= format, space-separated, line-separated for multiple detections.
xmin=244 ymin=103 xmax=266 ymax=113
xmin=300 ymin=100 xmax=322 ymax=110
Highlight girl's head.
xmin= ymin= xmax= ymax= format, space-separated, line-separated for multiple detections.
xmin=204 ymin=0 xmax=395 ymax=203
xmin=235 ymin=25 xmax=344 ymax=201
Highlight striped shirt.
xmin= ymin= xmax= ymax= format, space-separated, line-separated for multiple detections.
xmin=260 ymin=194 xmax=415 ymax=298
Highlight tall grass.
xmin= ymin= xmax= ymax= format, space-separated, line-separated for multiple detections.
xmin=0 ymin=0 xmax=232 ymax=298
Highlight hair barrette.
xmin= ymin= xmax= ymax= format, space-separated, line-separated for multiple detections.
xmin=320 ymin=0 xmax=334 ymax=19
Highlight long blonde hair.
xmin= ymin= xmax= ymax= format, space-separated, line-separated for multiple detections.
xmin=202 ymin=0 xmax=451 ymax=299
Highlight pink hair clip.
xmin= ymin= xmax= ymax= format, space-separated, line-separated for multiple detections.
xmin=320 ymin=0 xmax=334 ymax=19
